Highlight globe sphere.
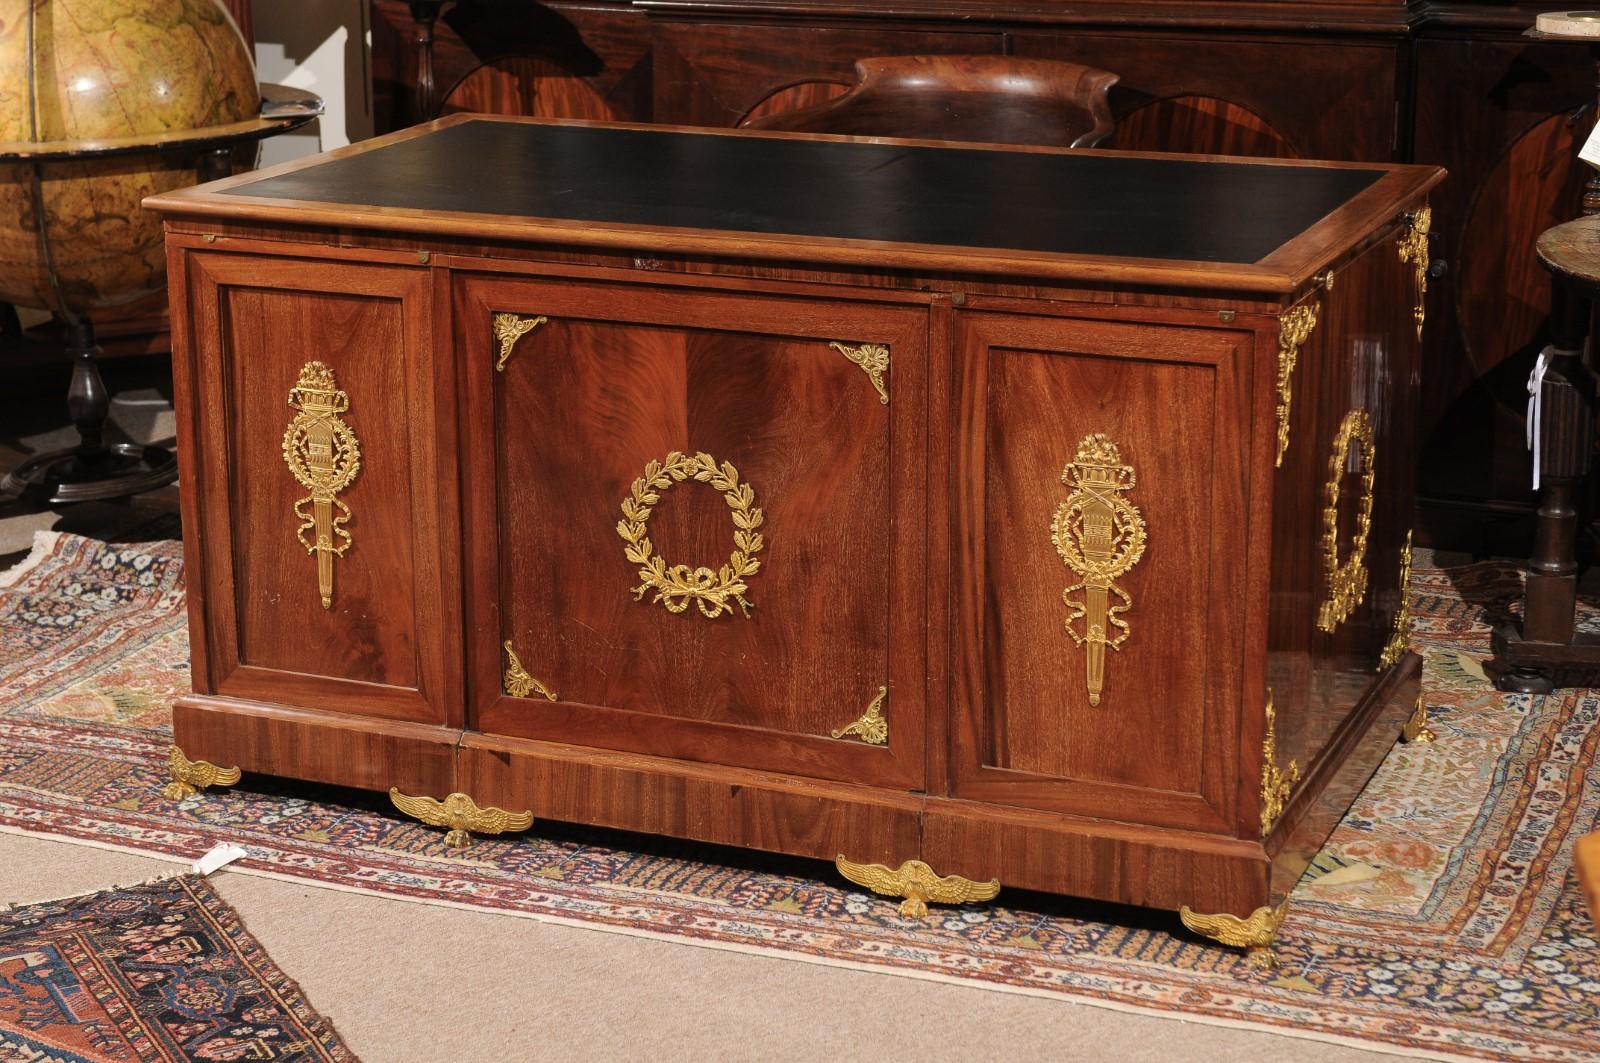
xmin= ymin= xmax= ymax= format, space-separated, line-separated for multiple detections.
xmin=0 ymin=0 xmax=259 ymax=315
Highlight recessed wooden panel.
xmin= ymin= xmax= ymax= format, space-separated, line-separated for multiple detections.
xmin=224 ymin=289 xmax=419 ymax=686
xmin=651 ymin=21 xmax=1001 ymax=127
xmin=739 ymin=80 xmax=851 ymax=126
xmin=441 ymin=56 xmax=623 ymax=121
xmin=458 ymin=275 xmax=928 ymax=787
xmin=952 ymin=313 xmax=1253 ymax=832
xmin=370 ymin=0 xmax=652 ymax=128
xmin=184 ymin=253 xmax=456 ymax=725
xmin=1011 ymin=32 xmax=1397 ymax=162
xmin=1110 ymin=95 xmax=1297 ymax=159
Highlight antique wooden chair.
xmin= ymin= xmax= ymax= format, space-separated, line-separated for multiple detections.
xmin=743 ymin=55 xmax=1119 ymax=149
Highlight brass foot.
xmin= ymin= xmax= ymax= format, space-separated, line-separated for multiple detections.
xmin=1178 ymin=902 xmax=1287 ymax=969
xmin=159 ymin=745 xmax=241 ymax=801
xmin=389 ymin=788 xmax=533 ymax=848
xmin=835 ymin=854 xmax=1000 ymax=918
xmin=1402 ymin=695 xmax=1436 ymax=744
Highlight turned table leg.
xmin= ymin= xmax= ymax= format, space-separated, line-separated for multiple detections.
xmin=406 ymin=1 xmax=447 ymax=123
xmin=1493 ymin=275 xmax=1600 ymax=689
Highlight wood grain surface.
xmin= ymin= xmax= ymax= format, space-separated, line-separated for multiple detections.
xmin=159 ymin=118 xmax=1433 ymax=918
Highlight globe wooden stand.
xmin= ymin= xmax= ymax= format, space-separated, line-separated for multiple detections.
xmin=0 ymin=85 xmax=321 ymax=504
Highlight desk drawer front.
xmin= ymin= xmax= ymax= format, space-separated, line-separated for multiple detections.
xmin=951 ymin=311 xmax=1254 ymax=833
xmin=457 ymin=275 xmax=927 ymax=788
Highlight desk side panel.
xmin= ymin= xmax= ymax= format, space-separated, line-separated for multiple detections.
xmin=1263 ymin=206 xmax=1425 ymax=867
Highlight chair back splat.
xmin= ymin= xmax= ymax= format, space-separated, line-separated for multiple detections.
xmin=744 ymin=54 xmax=1119 ymax=149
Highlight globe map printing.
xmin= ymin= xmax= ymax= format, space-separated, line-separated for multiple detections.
xmin=0 ymin=0 xmax=259 ymax=316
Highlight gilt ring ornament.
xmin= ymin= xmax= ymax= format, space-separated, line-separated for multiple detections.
xmin=616 ymin=451 xmax=765 ymax=619
xmin=1317 ymin=410 xmax=1376 ymax=634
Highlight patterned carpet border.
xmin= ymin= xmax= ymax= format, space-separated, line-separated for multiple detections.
xmin=1 ymin=532 xmax=1597 ymax=1062
xmin=0 ymin=872 xmax=355 ymax=1062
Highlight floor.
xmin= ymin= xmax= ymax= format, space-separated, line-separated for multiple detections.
xmin=0 ymin=370 xmax=1404 ymax=1062
xmin=2 ymin=833 xmax=1400 ymax=1063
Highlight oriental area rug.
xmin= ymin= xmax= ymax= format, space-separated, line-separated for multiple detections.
xmin=0 ymin=873 xmax=354 ymax=1062
xmin=1 ymin=532 xmax=1597 ymax=1062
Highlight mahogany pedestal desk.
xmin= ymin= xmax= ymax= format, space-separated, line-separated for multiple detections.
xmin=148 ymin=116 xmax=1443 ymax=964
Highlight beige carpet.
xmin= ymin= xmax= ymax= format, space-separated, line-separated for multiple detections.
xmin=1 ymin=832 xmax=1406 ymax=1062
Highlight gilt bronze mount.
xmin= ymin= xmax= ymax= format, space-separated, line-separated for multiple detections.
xmin=829 ymin=340 xmax=890 ymax=404
xmin=282 ymin=361 xmax=361 ymax=610
xmin=160 ymin=745 xmax=241 ymax=801
xmin=389 ymin=788 xmax=534 ymax=848
xmin=503 ymin=640 xmax=557 ymax=701
xmin=1259 ymin=691 xmax=1300 ymax=837
xmin=836 ymin=854 xmax=1001 ymax=917
xmin=1275 ymin=302 xmax=1319 ymax=467
xmin=1179 ymin=902 xmax=1287 ymax=969
xmin=493 ymin=312 xmax=546 ymax=371
xmin=1378 ymin=531 xmax=1414 ymax=670
xmin=617 ymin=451 xmax=765 ymax=619
xmin=1397 ymin=207 xmax=1431 ymax=341
xmin=1402 ymin=694 xmax=1437 ymax=744
xmin=831 ymin=686 xmax=888 ymax=745
xmin=1052 ymin=433 xmax=1147 ymax=706
xmin=1317 ymin=409 xmax=1376 ymax=633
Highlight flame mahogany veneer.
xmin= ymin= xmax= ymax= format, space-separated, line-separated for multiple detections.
xmin=150 ymin=115 xmax=1440 ymax=920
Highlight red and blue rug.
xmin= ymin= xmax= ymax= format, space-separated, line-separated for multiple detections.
xmin=0 ymin=873 xmax=353 ymax=1062
xmin=1 ymin=532 xmax=1597 ymax=1061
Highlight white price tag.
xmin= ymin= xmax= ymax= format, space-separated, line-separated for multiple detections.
xmin=1581 ymin=119 xmax=1600 ymax=170
xmin=191 ymin=842 xmax=249 ymax=877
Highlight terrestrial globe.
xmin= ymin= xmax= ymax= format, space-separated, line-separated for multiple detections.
xmin=0 ymin=0 xmax=321 ymax=502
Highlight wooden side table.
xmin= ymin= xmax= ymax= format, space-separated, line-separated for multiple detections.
xmin=1493 ymin=217 xmax=1600 ymax=691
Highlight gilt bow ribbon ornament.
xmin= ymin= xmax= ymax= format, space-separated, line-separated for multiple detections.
xmin=282 ymin=361 xmax=361 ymax=609
xmin=1051 ymin=434 xmax=1147 ymax=706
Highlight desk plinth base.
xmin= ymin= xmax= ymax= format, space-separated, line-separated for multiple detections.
xmin=170 ymin=654 xmax=1422 ymax=936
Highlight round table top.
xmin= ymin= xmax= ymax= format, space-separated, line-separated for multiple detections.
xmin=0 ymin=84 xmax=322 ymax=163
xmin=1538 ymin=215 xmax=1600 ymax=298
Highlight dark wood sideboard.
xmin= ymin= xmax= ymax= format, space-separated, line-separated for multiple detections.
xmin=148 ymin=116 xmax=1441 ymax=963
xmin=352 ymin=0 xmax=1598 ymax=553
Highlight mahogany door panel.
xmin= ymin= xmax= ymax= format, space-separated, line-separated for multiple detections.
xmin=651 ymin=20 xmax=1002 ymax=127
xmin=456 ymin=274 xmax=928 ymax=788
xmin=951 ymin=312 xmax=1254 ymax=833
xmin=183 ymin=253 xmax=455 ymax=725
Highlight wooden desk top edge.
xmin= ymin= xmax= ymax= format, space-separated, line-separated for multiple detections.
xmin=147 ymin=114 xmax=1445 ymax=296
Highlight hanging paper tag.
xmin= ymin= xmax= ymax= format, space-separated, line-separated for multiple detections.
xmin=1582 ymin=119 xmax=1600 ymax=170
xmin=1527 ymin=348 xmax=1550 ymax=491
xmin=191 ymin=842 xmax=249 ymax=877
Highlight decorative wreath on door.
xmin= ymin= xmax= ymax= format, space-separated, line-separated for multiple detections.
xmin=616 ymin=451 xmax=765 ymax=619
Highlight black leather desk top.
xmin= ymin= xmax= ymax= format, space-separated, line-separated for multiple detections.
xmin=224 ymin=119 xmax=1383 ymax=265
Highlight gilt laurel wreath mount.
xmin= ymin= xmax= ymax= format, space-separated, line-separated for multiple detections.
xmin=617 ymin=451 xmax=765 ymax=619
xmin=1052 ymin=433 xmax=1147 ymax=707
xmin=282 ymin=361 xmax=361 ymax=609
xmin=1317 ymin=410 xmax=1376 ymax=634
